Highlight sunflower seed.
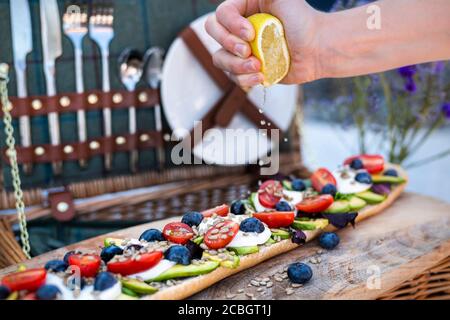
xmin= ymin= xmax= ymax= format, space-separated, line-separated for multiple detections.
xmin=210 ymin=229 xmax=219 ymax=235
xmin=228 ymin=232 xmax=235 ymax=237
xmin=291 ymin=283 xmax=303 ymax=288
xmin=208 ymin=235 xmax=219 ymax=240
xmin=262 ymin=277 xmax=270 ymax=282
xmin=237 ymin=289 xmax=244 ymax=293
xmin=266 ymin=281 xmax=273 ymax=288
xmin=245 ymin=292 xmax=254 ymax=298
xmin=250 ymin=280 xmax=260 ymax=286
xmin=226 ymin=293 xmax=236 ymax=299
xmin=285 ymin=288 xmax=295 ymax=295
xmin=257 ymin=287 xmax=264 ymax=292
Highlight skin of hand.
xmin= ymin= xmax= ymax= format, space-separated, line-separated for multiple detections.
xmin=206 ymin=0 xmax=450 ymax=88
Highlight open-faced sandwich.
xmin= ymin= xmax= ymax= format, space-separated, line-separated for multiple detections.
xmin=0 ymin=155 xmax=407 ymax=300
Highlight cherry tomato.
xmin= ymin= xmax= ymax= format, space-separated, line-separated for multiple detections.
xmin=252 ymin=211 xmax=295 ymax=228
xmin=295 ymin=195 xmax=334 ymax=213
xmin=68 ymin=253 xmax=101 ymax=278
xmin=204 ymin=220 xmax=239 ymax=249
xmin=22 ymin=292 xmax=38 ymax=300
xmin=201 ymin=204 xmax=229 ymax=218
xmin=311 ymin=168 xmax=337 ymax=192
xmin=344 ymin=154 xmax=385 ymax=174
xmin=107 ymin=251 xmax=163 ymax=276
xmin=1 ymin=268 xmax=47 ymax=292
xmin=258 ymin=180 xmax=283 ymax=208
xmin=163 ymin=222 xmax=194 ymax=244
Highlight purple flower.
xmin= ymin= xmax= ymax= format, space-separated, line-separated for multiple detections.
xmin=442 ymin=102 xmax=450 ymax=119
xmin=398 ymin=65 xmax=417 ymax=78
xmin=433 ymin=61 xmax=445 ymax=74
xmin=404 ymin=77 xmax=417 ymax=93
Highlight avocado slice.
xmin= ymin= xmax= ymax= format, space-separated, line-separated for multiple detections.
xmin=192 ymin=236 xmax=203 ymax=245
xmin=356 ymin=191 xmax=386 ymax=204
xmin=121 ymin=286 xmax=140 ymax=297
xmin=121 ymin=278 xmax=158 ymax=294
xmin=265 ymin=237 xmax=276 ymax=245
xmin=371 ymin=175 xmax=406 ymax=184
xmin=148 ymin=261 xmax=220 ymax=282
xmin=349 ymin=196 xmax=367 ymax=210
xmin=282 ymin=180 xmax=293 ymax=190
xmin=104 ymin=237 xmax=124 ymax=247
xmin=271 ymin=228 xmax=291 ymax=239
xmin=303 ymin=179 xmax=312 ymax=189
xmin=292 ymin=218 xmax=329 ymax=231
xmin=228 ymin=246 xmax=259 ymax=256
xmin=117 ymin=293 xmax=139 ymax=300
xmin=324 ymin=200 xmax=351 ymax=213
xmin=202 ymin=252 xmax=240 ymax=269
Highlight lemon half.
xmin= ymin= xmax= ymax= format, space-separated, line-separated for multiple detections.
xmin=247 ymin=13 xmax=290 ymax=87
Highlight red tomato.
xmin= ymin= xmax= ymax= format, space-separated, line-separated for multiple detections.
xmin=107 ymin=251 xmax=163 ymax=276
xmin=311 ymin=168 xmax=337 ymax=192
xmin=295 ymin=195 xmax=334 ymax=213
xmin=252 ymin=211 xmax=295 ymax=228
xmin=204 ymin=220 xmax=239 ymax=249
xmin=22 ymin=292 xmax=38 ymax=300
xmin=1 ymin=268 xmax=47 ymax=292
xmin=163 ymin=222 xmax=194 ymax=244
xmin=344 ymin=154 xmax=385 ymax=174
xmin=68 ymin=254 xmax=101 ymax=278
xmin=258 ymin=180 xmax=283 ymax=208
xmin=201 ymin=204 xmax=229 ymax=218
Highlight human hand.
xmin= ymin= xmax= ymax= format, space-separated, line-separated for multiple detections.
xmin=205 ymin=0 xmax=324 ymax=87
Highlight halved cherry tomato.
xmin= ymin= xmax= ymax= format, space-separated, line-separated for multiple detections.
xmin=311 ymin=168 xmax=337 ymax=192
xmin=107 ymin=251 xmax=163 ymax=276
xmin=1 ymin=268 xmax=46 ymax=292
xmin=295 ymin=195 xmax=334 ymax=213
xmin=163 ymin=222 xmax=194 ymax=244
xmin=344 ymin=154 xmax=385 ymax=174
xmin=258 ymin=180 xmax=283 ymax=208
xmin=22 ymin=292 xmax=38 ymax=300
xmin=68 ymin=253 xmax=101 ymax=278
xmin=252 ymin=211 xmax=295 ymax=228
xmin=201 ymin=204 xmax=229 ymax=218
xmin=204 ymin=220 xmax=239 ymax=249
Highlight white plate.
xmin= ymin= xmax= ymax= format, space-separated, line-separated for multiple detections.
xmin=161 ymin=13 xmax=298 ymax=166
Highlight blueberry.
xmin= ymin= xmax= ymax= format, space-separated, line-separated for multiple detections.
xmin=350 ymin=158 xmax=364 ymax=170
xmin=36 ymin=285 xmax=61 ymax=300
xmin=63 ymin=250 xmax=81 ymax=264
xmin=139 ymin=229 xmax=165 ymax=242
xmin=181 ymin=211 xmax=204 ymax=227
xmin=240 ymin=217 xmax=265 ymax=233
xmin=355 ymin=172 xmax=373 ymax=184
xmin=291 ymin=179 xmax=306 ymax=192
xmin=44 ymin=259 xmax=68 ymax=272
xmin=94 ymin=272 xmax=118 ymax=291
xmin=321 ymin=183 xmax=337 ymax=196
xmin=275 ymin=201 xmax=292 ymax=212
xmin=384 ymin=169 xmax=398 ymax=177
xmin=0 ymin=285 xmax=11 ymax=300
xmin=100 ymin=245 xmax=123 ymax=263
xmin=164 ymin=245 xmax=191 ymax=265
xmin=319 ymin=232 xmax=340 ymax=250
xmin=287 ymin=263 xmax=313 ymax=284
xmin=230 ymin=200 xmax=247 ymax=215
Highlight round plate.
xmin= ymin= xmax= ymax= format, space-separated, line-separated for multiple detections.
xmin=161 ymin=13 xmax=298 ymax=166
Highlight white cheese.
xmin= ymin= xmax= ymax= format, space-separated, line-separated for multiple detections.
xmin=226 ymin=227 xmax=271 ymax=248
xmin=252 ymin=193 xmax=271 ymax=212
xmin=127 ymin=259 xmax=176 ymax=281
xmin=333 ymin=168 xmax=372 ymax=194
xmin=282 ymin=190 xmax=303 ymax=206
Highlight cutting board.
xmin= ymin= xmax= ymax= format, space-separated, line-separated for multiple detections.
xmin=1 ymin=192 xmax=449 ymax=299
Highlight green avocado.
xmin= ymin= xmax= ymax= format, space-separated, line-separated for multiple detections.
xmin=282 ymin=180 xmax=293 ymax=190
xmin=147 ymin=261 xmax=220 ymax=282
xmin=192 ymin=236 xmax=204 ymax=245
xmin=292 ymin=218 xmax=329 ymax=231
xmin=228 ymin=246 xmax=259 ymax=256
xmin=356 ymin=191 xmax=386 ymax=204
xmin=324 ymin=200 xmax=351 ymax=213
xmin=349 ymin=196 xmax=367 ymax=210
xmin=202 ymin=251 xmax=240 ymax=269
xmin=104 ymin=237 xmax=124 ymax=247
xmin=265 ymin=237 xmax=276 ymax=245
xmin=117 ymin=293 xmax=139 ymax=300
xmin=371 ymin=175 xmax=406 ymax=184
xmin=121 ymin=278 xmax=158 ymax=294
xmin=271 ymin=228 xmax=291 ymax=239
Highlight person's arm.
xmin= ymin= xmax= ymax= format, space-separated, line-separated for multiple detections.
xmin=318 ymin=0 xmax=450 ymax=79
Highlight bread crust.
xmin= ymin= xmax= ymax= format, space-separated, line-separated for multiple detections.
xmin=145 ymin=165 xmax=408 ymax=300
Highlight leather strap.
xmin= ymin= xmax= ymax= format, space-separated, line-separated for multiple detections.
xmin=0 ymin=89 xmax=159 ymax=118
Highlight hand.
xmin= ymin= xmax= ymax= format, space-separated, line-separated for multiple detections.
xmin=205 ymin=0 xmax=324 ymax=87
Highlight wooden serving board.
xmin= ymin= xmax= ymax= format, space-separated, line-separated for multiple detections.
xmin=1 ymin=193 xmax=449 ymax=300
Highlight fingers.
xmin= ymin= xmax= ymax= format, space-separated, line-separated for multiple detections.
xmin=205 ymin=15 xmax=251 ymax=59
xmin=213 ymin=49 xmax=260 ymax=74
xmin=216 ymin=1 xmax=255 ymax=41
xmin=230 ymin=72 xmax=264 ymax=88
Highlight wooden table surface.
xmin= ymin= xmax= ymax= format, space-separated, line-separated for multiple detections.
xmin=1 ymin=192 xmax=449 ymax=300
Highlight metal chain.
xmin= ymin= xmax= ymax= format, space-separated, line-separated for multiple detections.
xmin=0 ymin=63 xmax=31 ymax=259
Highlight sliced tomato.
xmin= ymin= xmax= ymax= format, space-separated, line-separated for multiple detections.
xmin=107 ymin=251 xmax=163 ymax=276
xmin=22 ymin=292 xmax=38 ymax=300
xmin=258 ymin=180 xmax=283 ymax=208
xmin=295 ymin=195 xmax=334 ymax=213
xmin=68 ymin=253 xmax=101 ymax=278
xmin=201 ymin=204 xmax=229 ymax=218
xmin=344 ymin=154 xmax=385 ymax=174
xmin=163 ymin=222 xmax=194 ymax=244
xmin=1 ymin=268 xmax=47 ymax=292
xmin=311 ymin=168 xmax=337 ymax=192
xmin=252 ymin=211 xmax=295 ymax=228
xmin=204 ymin=220 xmax=239 ymax=249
